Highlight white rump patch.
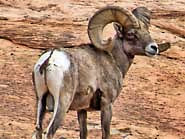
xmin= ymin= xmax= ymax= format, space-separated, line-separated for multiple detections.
xmin=33 ymin=51 xmax=52 ymax=98
xmin=46 ymin=50 xmax=71 ymax=97
xmin=34 ymin=50 xmax=52 ymax=71
xmin=48 ymin=50 xmax=70 ymax=71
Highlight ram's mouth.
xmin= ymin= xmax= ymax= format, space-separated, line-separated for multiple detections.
xmin=145 ymin=50 xmax=157 ymax=56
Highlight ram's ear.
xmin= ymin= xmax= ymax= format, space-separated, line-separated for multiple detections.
xmin=132 ymin=7 xmax=151 ymax=27
xmin=113 ymin=22 xmax=124 ymax=38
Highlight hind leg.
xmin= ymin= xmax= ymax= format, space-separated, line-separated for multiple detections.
xmin=43 ymin=52 xmax=78 ymax=139
xmin=32 ymin=71 xmax=48 ymax=139
xmin=43 ymin=92 xmax=74 ymax=139
xmin=32 ymin=94 xmax=47 ymax=139
xmin=43 ymin=70 xmax=75 ymax=138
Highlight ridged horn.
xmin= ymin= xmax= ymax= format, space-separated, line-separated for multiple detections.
xmin=88 ymin=6 xmax=139 ymax=51
xmin=132 ymin=7 xmax=151 ymax=27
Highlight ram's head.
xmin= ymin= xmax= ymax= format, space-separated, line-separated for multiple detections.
xmin=88 ymin=6 xmax=159 ymax=57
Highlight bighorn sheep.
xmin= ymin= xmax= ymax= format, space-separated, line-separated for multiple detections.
xmin=32 ymin=6 xmax=159 ymax=139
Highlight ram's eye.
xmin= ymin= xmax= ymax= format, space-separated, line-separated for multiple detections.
xmin=125 ymin=30 xmax=138 ymax=40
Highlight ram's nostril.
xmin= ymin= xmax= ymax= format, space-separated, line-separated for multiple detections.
xmin=150 ymin=45 xmax=158 ymax=52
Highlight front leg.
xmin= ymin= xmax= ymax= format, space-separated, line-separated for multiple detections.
xmin=101 ymin=100 xmax=112 ymax=139
xmin=77 ymin=109 xmax=87 ymax=139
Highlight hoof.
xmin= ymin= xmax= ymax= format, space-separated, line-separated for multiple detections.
xmin=42 ymin=130 xmax=53 ymax=139
xmin=32 ymin=130 xmax=42 ymax=139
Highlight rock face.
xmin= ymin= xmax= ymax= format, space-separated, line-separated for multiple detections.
xmin=0 ymin=0 xmax=185 ymax=139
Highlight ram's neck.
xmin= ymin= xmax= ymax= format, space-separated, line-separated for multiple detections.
xmin=111 ymin=38 xmax=134 ymax=77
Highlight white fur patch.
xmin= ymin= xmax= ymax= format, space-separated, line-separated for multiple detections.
xmin=34 ymin=50 xmax=52 ymax=71
xmin=48 ymin=50 xmax=70 ymax=71
xmin=33 ymin=50 xmax=70 ymax=98
xmin=46 ymin=50 xmax=70 ymax=97
xmin=33 ymin=51 xmax=52 ymax=98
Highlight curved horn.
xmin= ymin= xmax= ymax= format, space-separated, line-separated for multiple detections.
xmin=132 ymin=7 xmax=151 ymax=27
xmin=88 ymin=6 xmax=139 ymax=51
